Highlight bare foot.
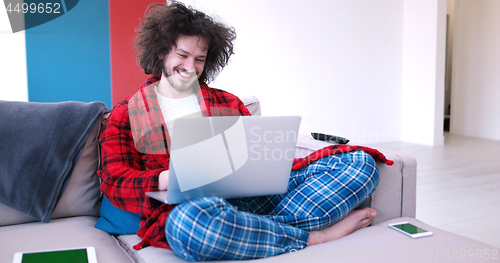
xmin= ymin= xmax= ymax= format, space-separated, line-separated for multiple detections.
xmin=308 ymin=208 xmax=377 ymax=246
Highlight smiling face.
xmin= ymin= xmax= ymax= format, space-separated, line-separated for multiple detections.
xmin=158 ymin=35 xmax=208 ymax=99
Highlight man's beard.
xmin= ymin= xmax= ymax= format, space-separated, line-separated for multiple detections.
xmin=163 ymin=66 xmax=200 ymax=93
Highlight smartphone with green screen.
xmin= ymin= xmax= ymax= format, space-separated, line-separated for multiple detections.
xmin=12 ymin=247 xmax=98 ymax=263
xmin=388 ymin=222 xmax=433 ymax=238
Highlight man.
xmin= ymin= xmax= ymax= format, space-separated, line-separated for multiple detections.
xmin=98 ymin=2 xmax=382 ymax=261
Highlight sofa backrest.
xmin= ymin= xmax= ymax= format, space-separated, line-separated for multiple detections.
xmin=239 ymin=96 xmax=261 ymax=116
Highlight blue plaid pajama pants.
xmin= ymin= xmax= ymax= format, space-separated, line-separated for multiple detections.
xmin=165 ymin=150 xmax=380 ymax=261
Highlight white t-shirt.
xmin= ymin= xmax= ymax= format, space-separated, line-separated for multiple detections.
xmin=154 ymin=86 xmax=202 ymax=135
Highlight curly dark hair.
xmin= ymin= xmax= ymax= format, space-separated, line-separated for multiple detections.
xmin=135 ymin=1 xmax=236 ymax=83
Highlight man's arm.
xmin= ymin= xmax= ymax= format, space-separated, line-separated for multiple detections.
xmin=98 ymin=100 xmax=166 ymax=215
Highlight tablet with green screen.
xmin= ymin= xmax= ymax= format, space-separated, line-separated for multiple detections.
xmin=12 ymin=247 xmax=97 ymax=263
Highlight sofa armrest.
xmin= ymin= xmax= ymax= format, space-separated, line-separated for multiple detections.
xmin=294 ymin=134 xmax=417 ymax=225
xmin=370 ymin=148 xmax=416 ymax=225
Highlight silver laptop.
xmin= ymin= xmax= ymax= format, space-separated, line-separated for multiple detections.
xmin=146 ymin=115 xmax=301 ymax=204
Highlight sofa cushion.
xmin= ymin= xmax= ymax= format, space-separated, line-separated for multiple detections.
xmin=117 ymin=235 xmax=177 ymax=263
xmin=275 ymin=217 xmax=499 ymax=263
xmin=0 ymin=205 xmax=34 ymax=227
xmin=0 ymin=216 xmax=134 ymax=263
xmin=116 ymin=217 xmax=498 ymax=263
xmin=0 ymin=117 xmax=102 ymax=226
xmin=294 ymin=133 xmax=335 ymax=158
xmin=50 ymin=118 xmax=102 ymax=218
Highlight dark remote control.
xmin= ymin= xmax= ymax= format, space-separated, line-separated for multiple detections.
xmin=311 ymin=132 xmax=350 ymax=144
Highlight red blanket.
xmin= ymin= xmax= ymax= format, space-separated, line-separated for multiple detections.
xmin=292 ymin=145 xmax=394 ymax=170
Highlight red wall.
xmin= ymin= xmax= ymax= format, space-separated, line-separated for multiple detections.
xmin=109 ymin=0 xmax=164 ymax=106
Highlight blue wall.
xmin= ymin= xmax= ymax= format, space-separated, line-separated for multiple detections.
xmin=25 ymin=0 xmax=112 ymax=107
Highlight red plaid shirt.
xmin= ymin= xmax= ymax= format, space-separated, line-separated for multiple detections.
xmin=98 ymin=76 xmax=251 ymax=249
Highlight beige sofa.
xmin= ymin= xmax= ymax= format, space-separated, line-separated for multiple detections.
xmin=1 ymin=97 xmax=497 ymax=263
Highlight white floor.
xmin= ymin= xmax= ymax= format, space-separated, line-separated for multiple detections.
xmin=368 ymin=133 xmax=500 ymax=248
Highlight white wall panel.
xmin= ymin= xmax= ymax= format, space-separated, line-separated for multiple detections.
xmin=0 ymin=4 xmax=28 ymax=102
xmin=451 ymin=0 xmax=500 ymax=141
xmin=188 ymin=0 xmax=404 ymax=144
